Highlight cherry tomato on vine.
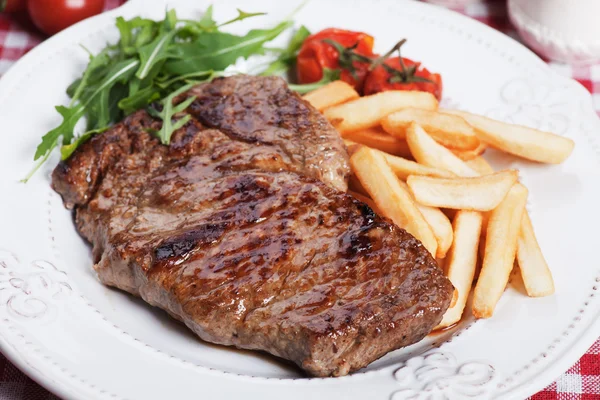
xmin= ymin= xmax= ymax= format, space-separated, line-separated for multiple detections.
xmin=28 ymin=0 xmax=105 ymax=36
xmin=297 ymin=28 xmax=376 ymax=92
xmin=364 ymin=56 xmax=443 ymax=100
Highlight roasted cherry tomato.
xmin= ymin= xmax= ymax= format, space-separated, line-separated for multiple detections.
xmin=0 ymin=0 xmax=26 ymax=13
xmin=28 ymin=0 xmax=105 ymax=36
xmin=364 ymin=56 xmax=442 ymax=100
xmin=297 ymin=28 xmax=376 ymax=92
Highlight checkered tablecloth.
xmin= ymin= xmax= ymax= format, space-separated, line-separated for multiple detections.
xmin=0 ymin=0 xmax=599 ymax=399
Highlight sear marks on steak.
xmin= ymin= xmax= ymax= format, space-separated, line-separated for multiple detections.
xmin=51 ymin=75 xmax=453 ymax=377
xmin=187 ymin=75 xmax=350 ymax=193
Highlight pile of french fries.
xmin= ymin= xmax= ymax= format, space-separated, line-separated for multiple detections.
xmin=303 ymin=81 xmax=575 ymax=325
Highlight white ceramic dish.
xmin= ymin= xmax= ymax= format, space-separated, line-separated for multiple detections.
xmin=1 ymin=0 xmax=599 ymax=399
xmin=508 ymin=0 xmax=600 ymax=65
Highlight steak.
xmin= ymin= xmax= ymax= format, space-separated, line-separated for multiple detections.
xmin=52 ymin=75 xmax=453 ymax=377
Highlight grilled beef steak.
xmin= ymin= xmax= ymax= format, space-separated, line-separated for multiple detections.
xmin=52 ymin=75 xmax=453 ymax=377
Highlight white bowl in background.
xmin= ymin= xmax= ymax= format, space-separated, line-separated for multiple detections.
xmin=509 ymin=0 xmax=600 ymax=64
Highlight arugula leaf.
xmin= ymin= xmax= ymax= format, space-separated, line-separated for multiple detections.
xmin=136 ymin=11 xmax=180 ymax=80
xmin=287 ymin=68 xmax=341 ymax=94
xmin=33 ymin=59 xmax=139 ymax=162
xmin=147 ymin=83 xmax=198 ymax=145
xmin=108 ymin=84 xmax=129 ymax=124
xmin=33 ymin=105 xmax=85 ymax=161
xmin=70 ymin=47 xmax=112 ymax=105
xmin=219 ymin=9 xmax=266 ymax=27
xmin=88 ymin=83 xmax=129 ymax=130
xmin=164 ymin=20 xmax=292 ymax=75
xmin=197 ymin=5 xmax=217 ymax=32
xmin=116 ymin=17 xmax=158 ymax=55
xmin=118 ymin=84 xmax=162 ymax=115
xmin=134 ymin=20 xmax=159 ymax=49
xmin=26 ymin=6 xmax=298 ymax=181
xmin=164 ymin=8 xmax=178 ymax=30
xmin=116 ymin=16 xmax=134 ymax=51
xmin=60 ymin=127 xmax=109 ymax=160
xmin=21 ymin=136 xmax=61 ymax=183
xmin=86 ymin=89 xmax=110 ymax=130
xmin=67 ymin=55 xmax=117 ymax=99
xmin=260 ymin=25 xmax=310 ymax=76
xmin=154 ymin=70 xmax=215 ymax=89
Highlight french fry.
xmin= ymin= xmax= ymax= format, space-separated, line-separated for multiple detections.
xmin=466 ymin=156 xmax=495 ymax=175
xmin=473 ymin=183 xmax=528 ymax=318
xmin=350 ymin=147 xmax=438 ymax=256
xmin=382 ymin=108 xmax=480 ymax=151
xmin=451 ymin=141 xmax=488 ymax=161
xmin=444 ymin=109 xmax=575 ymax=164
xmin=478 ymin=211 xmax=491 ymax=261
xmin=324 ymin=91 xmax=438 ymax=133
xmin=383 ymin=152 xmax=456 ymax=180
xmin=396 ymin=179 xmax=452 ymax=258
xmin=406 ymin=123 xmax=478 ymax=177
xmin=348 ymin=174 xmax=368 ymax=196
xmin=342 ymin=127 xmax=412 ymax=158
xmin=450 ymin=289 xmax=459 ymax=308
xmin=302 ymin=81 xmax=359 ymax=111
xmin=352 ymin=170 xmax=451 ymax=258
xmin=406 ymin=170 xmax=519 ymax=211
xmin=348 ymin=191 xmax=381 ymax=214
xmin=344 ymin=140 xmax=361 ymax=156
xmin=517 ymin=211 xmax=555 ymax=297
xmin=437 ymin=211 xmax=483 ymax=329
xmin=417 ymin=204 xmax=454 ymax=258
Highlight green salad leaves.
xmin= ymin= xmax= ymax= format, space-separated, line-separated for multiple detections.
xmin=25 ymin=6 xmax=331 ymax=182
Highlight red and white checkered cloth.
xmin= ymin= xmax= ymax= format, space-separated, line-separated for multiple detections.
xmin=0 ymin=1 xmax=599 ymax=399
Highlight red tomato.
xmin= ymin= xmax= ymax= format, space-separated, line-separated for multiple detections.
xmin=297 ymin=28 xmax=376 ymax=92
xmin=28 ymin=0 xmax=105 ymax=36
xmin=363 ymin=56 xmax=443 ymax=100
xmin=0 ymin=0 xmax=26 ymax=12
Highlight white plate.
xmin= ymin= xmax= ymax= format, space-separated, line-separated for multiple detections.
xmin=1 ymin=0 xmax=599 ymax=399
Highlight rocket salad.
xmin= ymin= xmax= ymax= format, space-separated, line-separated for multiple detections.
xmin=25 ymin=6 xmax=315 ymax=181
xmin=26 ymin=5 xmax=443 ymax=181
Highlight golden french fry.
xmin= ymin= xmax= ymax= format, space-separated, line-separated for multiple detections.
xmin=437 ymin=210 xmax=483 ymax=329
xmin=302 ymin=80 xmax=360 ymax=111
xmin=406 ymin=170 xmax=519 ymax=211
xmin=517 ymin=211 xmax=555 ymax=297
xmin=342 ymin=127 xmax=412 ymax=158
xmin=451 ymin=141 xmax=488 ymax=161
xmin=348 ymin=174 xmax=368 ymax=196
xmin=444 ymin=109 xmax=575 ymax=164
xmin=473 ymin=183 xmax=528 ymax=318
xmin=344 ymin=140 xmax=361 ymax=156
xmin=466 ymin=156 xmax=495 ymax=175
xmin=382 ymin=108 xmax=480 ymax=151
xmin=406 ymin=123 xmax=478 ymax=177
xmin=395 ymin=179 xmax=452 ymax=259
xmin=417 ymin=203 xmax=454 ymax=258
xmin=478 ymin=211 xmax=491 ymax=261
xmin=350 ymin=147 xmax=438 ymax=256
xmin=382 ymin=152 xmax=455 ymax=180
xmin=324 ymin=91 xmax=438 ymax=133
xmin=450 ymin=289 xmax=459 ymax=308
